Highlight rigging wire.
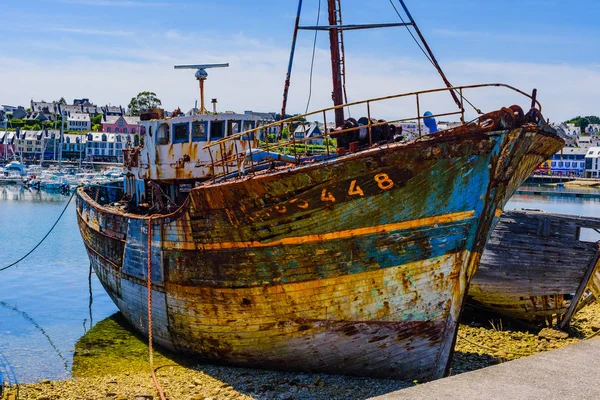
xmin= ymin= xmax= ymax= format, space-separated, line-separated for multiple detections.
xmin=305 ymin=0 xmax=322 ymax=114
xmin=0 ymin=189 xmax=76 ymax=272
xmin=388 ymin=0 xmax=482 ymax=115
xmin=388 ymin=0 xmax=435 ymax=67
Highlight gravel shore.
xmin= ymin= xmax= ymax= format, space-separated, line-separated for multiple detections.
xmin=4 ymin=303 xmax=600 ymax=400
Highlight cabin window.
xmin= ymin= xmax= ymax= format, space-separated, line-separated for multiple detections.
xmin=107 ymin=127 xmax=111 ymax=133
xmin=124 ymin=128 xmax=128 ymax=134
xmin=192 ymin=121 xmax=208 ymax=141
xmin=227 ymin=120 xmax=242 ymax=139
xmin=102 ymin=134 xmax=107 ymax=142
xmin=119 ymin=119 xmax=124 ymax=127
xmin=241 ymin=120 xmax=256 ymax=140
xmin=115 ymin=128 xmax=119 ymax=133
xmin=132 ymin=128 xmax=136 ymax=134
xmin=172 ymin=123 xmax=189 ymax=143
xmin=210 ymin=121 xmax=225 ymax=140
xmin=157 ymin=124 xmax=170 ymax=145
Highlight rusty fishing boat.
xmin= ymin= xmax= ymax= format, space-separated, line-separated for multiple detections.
xmin=76 ymin=0 xmax=564 ymax=381
xmin=469 ymin=209 xmax=600 ymax=328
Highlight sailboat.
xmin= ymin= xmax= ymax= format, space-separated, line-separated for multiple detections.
xmin=76 ymin=0 xmax=563 ymax=381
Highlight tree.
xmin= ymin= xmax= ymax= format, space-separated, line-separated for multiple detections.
xmin=128 ymin=91 xmax=162 ymax=116
xmin=91 ymin=114 xmax=103 ymax=125
xmin=57 ymin=97 xmax=67 ymax=105
xmin=566 ymin=115 xmax=600 ymax=134
xmin=92 ymin=123 xmax=102 ymax=132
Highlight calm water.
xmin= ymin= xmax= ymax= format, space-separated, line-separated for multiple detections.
xmin=0 ymin=186 xmax=117 ymax=384
xmin=0 ymin=184 xmax=599 ymax=384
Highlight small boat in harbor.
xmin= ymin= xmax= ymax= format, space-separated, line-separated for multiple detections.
xmin=76 ymin=0 xmax=564 ymax=381
xmin=468 ymin=209 xmax=600 ymax=327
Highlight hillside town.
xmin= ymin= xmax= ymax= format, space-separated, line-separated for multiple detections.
xmin=1 ymin=99 xmax=600 ymax=179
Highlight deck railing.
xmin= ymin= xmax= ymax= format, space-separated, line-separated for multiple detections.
xmin=203 ymin=83 xmax=541 ymax=182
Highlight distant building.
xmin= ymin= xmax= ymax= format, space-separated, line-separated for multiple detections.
xmin=30 ymin=101 xmax=58 ymax=115
xmin=585 ymin=147 xmax=600 ymax=178
xmin=67 ymin=113 xmax=91 ymax=131
xmin=293 ymin=121 xmax=325 ymax=145
xmin=62 ymin=133 xmax=88 ymax=159
xmin=0 ymin=131 xmax=16 ymax=158
xmin=10 ymin=106 xmax=27 ymax=120
xmin=586 ymin=124 xmax=600 ymax=135
xmin=547 ymin=147 xmax=589 ymax=176
xmin=564 ymin=123 xmax=581 ymax=137
xmin=102 ymin=105 xmax=124 ymax=117
xmin=102 ymin=115 xmax=140 ymax=134
xmin=86 ymin=132 xmax=131 ymax=162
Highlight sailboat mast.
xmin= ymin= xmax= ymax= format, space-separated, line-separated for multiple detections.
xmin=327 ymin=0 xmax=345 ymax=127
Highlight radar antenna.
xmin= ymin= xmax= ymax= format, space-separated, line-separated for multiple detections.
xmin=174 ymin=63 xmax=229 ymax=114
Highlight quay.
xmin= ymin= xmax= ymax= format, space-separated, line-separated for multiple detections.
xmin=374 ymin=337 xmax=600 ymax=400
xmin=516 ymin=187 xmax=600 ymax=199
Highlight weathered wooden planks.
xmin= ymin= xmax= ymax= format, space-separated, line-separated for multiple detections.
xmin=76 ymin=121 xmax=563 ymax=381
xmin=469 ymin=210 xmax=600 ymax=325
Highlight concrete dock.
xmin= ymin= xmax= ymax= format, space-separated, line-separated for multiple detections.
xmin=373 ymin=338 xmax=600 ymax=400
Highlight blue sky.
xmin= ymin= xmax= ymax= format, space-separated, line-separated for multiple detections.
xmin=1 ymin=0 xmax=599 ymax=121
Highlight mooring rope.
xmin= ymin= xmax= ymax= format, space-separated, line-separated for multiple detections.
xmin=147 ymin=217 xmax=166 ymax=400
xmin=0 ymin=189 xmax=76 ymax=272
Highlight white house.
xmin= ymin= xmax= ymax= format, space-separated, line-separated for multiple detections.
xmin=584 ymin=147 xmax=600 ymax=178
xmin=67 ymin=113 xmax=91 ymax=131
xmin=293 ymin=121 xmax=325 ymax=145
xmin=86 ymin=132 xmax=132 ymax=162
xmin=565 ymin=123 xmax=582 ymax=137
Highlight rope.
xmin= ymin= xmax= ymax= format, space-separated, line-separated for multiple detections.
xmin=147 ymin=217 xmax=166 ymax=400
xmin=0 ymin=189 xmax=76 ymax=272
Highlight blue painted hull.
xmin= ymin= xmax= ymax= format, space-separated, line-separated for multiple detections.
xmin=77 ymin=123 xmax=563 ymax=380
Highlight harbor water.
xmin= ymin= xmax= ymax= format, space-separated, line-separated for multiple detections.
xmin=0 ymin=184 xmax=599 ymax=383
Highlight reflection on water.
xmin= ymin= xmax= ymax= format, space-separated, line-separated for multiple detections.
xmin=0 ymin=301 xmax=69 ymax=373
xmin=0 ymin=186 xmax=117 ymax=383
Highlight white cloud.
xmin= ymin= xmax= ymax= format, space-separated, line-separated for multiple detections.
xmin=0 ymin=32 xmax=597 ymax=123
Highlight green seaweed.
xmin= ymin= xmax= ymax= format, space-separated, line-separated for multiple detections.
xmin=72 ymin=313 xmax=188 ymax=378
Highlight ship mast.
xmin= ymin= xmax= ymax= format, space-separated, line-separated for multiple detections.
xmin=327 ymin=0 xmax=345 ymax=127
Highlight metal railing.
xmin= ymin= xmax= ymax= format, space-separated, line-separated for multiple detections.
xmin=202 ymin=83 xmax=541 ymax=181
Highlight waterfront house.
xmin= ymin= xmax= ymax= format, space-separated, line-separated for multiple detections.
xmin=101 ymin=115 xmax=140 ymax=134
xmin=67 ymin=113 xmax=91 ymax=131
xmin=549 ymin=147 xmax=589 ymax=176
xmin=0 ymin=131 xmax=16 ymax=158
xmin=62 ymin=133 xmax=88 ymax=160
xmin=86 ymin=132 xmax=131 ymax=162
xmin=585 ymin=147 xmax=600 ymax=178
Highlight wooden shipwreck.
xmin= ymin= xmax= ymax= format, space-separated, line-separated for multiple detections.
xmin=469 ymin=210 xmax=600 ymax=327
xmin=75 ymin=0 xmax=564 ymax=381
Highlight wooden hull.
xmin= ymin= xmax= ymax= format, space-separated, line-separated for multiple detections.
xmin=76 ymin=122 xmax=563 ymax=380
xmin=469 ymin=210 xmax=600 ymax=326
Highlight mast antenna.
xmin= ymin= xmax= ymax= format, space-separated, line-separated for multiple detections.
xmin=174 ymin=63 xmax=229 ymax=114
